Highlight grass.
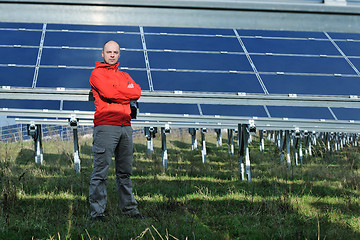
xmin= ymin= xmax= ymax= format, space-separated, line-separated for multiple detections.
xmin=1 ymin=129 xmax=360 ymax=239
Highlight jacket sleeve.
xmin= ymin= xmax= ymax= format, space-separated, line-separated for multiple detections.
xmin=90 ymin=71 xmax=141 ymax=104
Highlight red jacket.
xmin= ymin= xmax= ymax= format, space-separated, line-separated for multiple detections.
xmin=90 ymin=62 xmax=141 ymax=127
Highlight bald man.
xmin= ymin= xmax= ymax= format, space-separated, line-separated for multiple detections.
xmin=89 ymin=40 xmax=142 ymax=221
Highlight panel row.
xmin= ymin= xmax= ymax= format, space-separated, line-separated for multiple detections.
xmin=2 ymin=66 xmax=360 ymax=96
xmin=1 ymin=99 xmax=360 ymax=121
xmin=2 ymin=29 xmax=360 ymax=57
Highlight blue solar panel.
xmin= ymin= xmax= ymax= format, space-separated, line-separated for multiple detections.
xmin=148 ymin=52 xmax=252 ymax=71
xmin=0 ymin=30 xmax=42 ymax=45
xmin=150 ymin=71 xmax=263 ymax=93
xmin=62 ymin=101 xmax=94 ymax=111
xmin=0 ymin=99 xmax=60 ymax=110
xmin=0 ymin=22 xmax=42 ymax=29
xmin=0 ymin=47 xmax=38 ymax=65
xmin=237 ymin=29 xmax=326 ymax=38
xmin=140 ymin=103 xmax=200 ymax=115
xmin=1 ymin=22 xmax=360 ymax=123
xmin=252 ymin=55 xmax=355 ymax=74
xmin=261 ymin=75 xmax=360 ymax=96
xmin=1 ymin=67 xmax=34 ymax=87
xmin=144 ymin=26 xmax=233 ymax=35
xmin=334 ymin=41 xmax=360 ymax=56
xmin=350 ymin=58 xmax=360 ymax=70
xmin=267 ymin=106 xmax=334 ymax=120
xmin=44 ymin=32 xmax=143 ymax=49
xmin=242 ymin=39 xmax=339 ymax=55
xmin=47 ymin=24 xmax=139 ymax=32
xmin=331 ymin=108 xmax=360 ymax=121
xmin=36 ymin=68 xmax=92 ymax=88
xmin=328 ymin=32 xmax=360 ymax=40
xmin=145 ymin=35 xmax=243 ymax=52
xmin=201 ymin=105 xmax=268 ymax=118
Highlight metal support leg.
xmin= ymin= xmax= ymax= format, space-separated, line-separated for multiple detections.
xmin=340 ymin=136 xmax=344 ymax=149
xmin=73 ymin=128 xmax=81 ymax=173
xmin=326 ymin=133 xmax=331 ymax=152
xmin=188 ymin=128 xmax=197 ymax=150
xmin=201 ymin=128 xmax=207 ymax=163
xmin=280 ymin=130 xmax=291 ymax=169
xmin=69 ymin=116 xmax=81 ymax=173
xmin=277 ymin=131 xmax=282 ymax=149
xmin=294 ymin=137 xmax=299 ymax=166
xmin=28 ymin=123 xmax=43 ymax=164
xmin=259 ymin=130 xmax=265 ymax=153
xmin=299 ymin=140 xmax=303 ymax=166
xmin=161 ymin=127 xmax=168 ymax=169
xmin=279 ymin=130 xmax=285 ymax=164
xmin=334 ymin=134 xmax=339 ymax=152
xmin=145 ymin=127 xmax=156 ymax=154
xmin=305 ymin=135 xmax=309 ymax=156
xmin=355 ymin=135 xmax=358 ymax=147
xmin=215 ymin=129 xmax=222 ymax=147
xmin=286 ymin=130 xmax=291 ymax=170
xmin=238 ymin=124 xmax=251 ymax=182
xmin=227 ymin=129 xmax=234 ymax=156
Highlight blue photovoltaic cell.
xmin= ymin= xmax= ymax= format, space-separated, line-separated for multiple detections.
xmin=331 ymin=108 xmax=360 ymax=121
xmin=267 ymin=106 xmax=334 ymax=120
xmin=63 ymin=101 xmax=95 ymax=111
xmin=47 ymin=24 xmax=139 ymax=32
xmin=252 ymin=55 xmax=355 ymax=74
xmin=37 ymin=69 xmax=149 ymax=90
xmin=0 ymin=99 xmax=61 ymax=110
xmin=333 ymin=41 xmax=360 ymax=56
xmin=0 ymin=30 xmax=42 ymax=45
xmin=0 ymin=67 xmax=35 ymax=87
xmin=150 ymin=71 xmax=263 ymax=93
xmin=148 ymin=52 xmax=252 ymax=71
xmin=242 ymin=39 xmax=339 ymax=55
xmin=44 ymin=32 xmax=142 ymax=49
xmin=349 ymin=58 xmax=360 ymax=71
xmin=41 ymin=48 xmax=98 ymax=66
xmin=261 ymin=75 xmax=360 ymax=96
xmin=145 ymin=35 xmax=242 ymax=52
xmin=144 ymin=26 xmax=234 ymax=35
xmin=36 ymin=68 xmax=92 ymax=88
xmin=41 ymin=49 xmax=145 ymax=68
xmin=201 ymin=105 xmax=268 ymax=118
xmin=117 ymin=51 xmax=146 ymax=68
xmin=0 ymin=47 xmax=38 ymax=65
xmin=328 ymin=32 xmax=360 ymax=40
xmin=237 ymin=29 xmax=326 ymax=39
xmin=139 ymin=103 xmax=200 ymax=115
xmin=0 ymin=22 xmax=42 ymax=29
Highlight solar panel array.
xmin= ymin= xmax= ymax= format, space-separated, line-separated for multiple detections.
xmin=1 ymin=22 xmax=360 ymax=123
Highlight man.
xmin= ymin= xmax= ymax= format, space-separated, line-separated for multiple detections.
xmin=89 ymin=40 xmax=142 ymax=221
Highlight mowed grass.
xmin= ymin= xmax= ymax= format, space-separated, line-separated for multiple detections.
xmin=1 ymin=129 xmax=360 ymax=239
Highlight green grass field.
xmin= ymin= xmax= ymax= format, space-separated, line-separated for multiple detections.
xmin=1 ymin=129 xmax=360 ymax=239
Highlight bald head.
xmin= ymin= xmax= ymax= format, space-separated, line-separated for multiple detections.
xmin=102 ymin=40 xmax=120 ymax=65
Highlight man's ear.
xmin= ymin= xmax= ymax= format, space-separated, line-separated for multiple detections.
xmin=101 ymin=51 xmax=104 ymax=58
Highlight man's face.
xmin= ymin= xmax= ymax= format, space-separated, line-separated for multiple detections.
xmin=102 ymin=41 xmax=120 ymax=65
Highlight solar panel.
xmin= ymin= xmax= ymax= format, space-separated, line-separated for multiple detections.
xmin=1 ymin=22 xmax=360 ymax=124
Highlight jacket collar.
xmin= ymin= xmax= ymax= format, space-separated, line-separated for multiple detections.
xmin=95 ymin=62 xmax=119 ymax=70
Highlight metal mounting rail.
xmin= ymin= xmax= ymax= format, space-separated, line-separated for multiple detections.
xmin=1 ymin=87 xmax=360 ymax=109
xmin=0 ymin=1 xmax=360 ymax=33
xmin=2 ymin=108 xmax=360 ymax=133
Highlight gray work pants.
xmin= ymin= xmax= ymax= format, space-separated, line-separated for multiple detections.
xmin=89 ymin=125 xmax=139 ymax=218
